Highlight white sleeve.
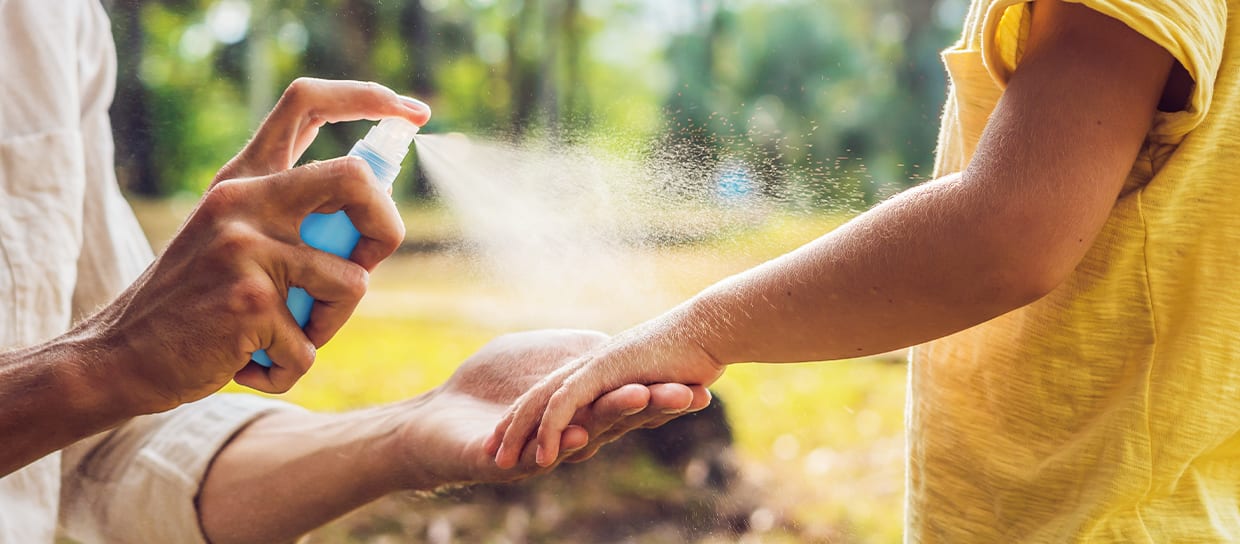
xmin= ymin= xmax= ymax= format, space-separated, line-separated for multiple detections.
xmin=68 ymin=0 xmax=155 ymax=322
xmin=58 ymin=5 xmax=304 ymax=543
xmin=69 ymin=108 xmax=157 ymax=321
xmin=58 ymin=394 xmax=303 ymax=544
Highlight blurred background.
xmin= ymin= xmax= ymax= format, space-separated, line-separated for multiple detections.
xmin=107 ymin=0 xmax=965 ymax=201
xmin=103 ymin=0 xmax=966 ymax=542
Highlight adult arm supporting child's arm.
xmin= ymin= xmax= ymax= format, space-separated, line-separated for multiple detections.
xmin=192 ymin=330 xmax=708 ymax=544
xmin=58 ymin=330 xmax=707 ymax=544
xmin=491 ymin=0 xmax=1181 ymax=468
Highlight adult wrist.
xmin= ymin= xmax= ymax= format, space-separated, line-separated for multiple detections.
xmin=374 ymin=394 xmax=450 ymax=493
xmin=0 ymin=331 xmax=142 ymax=476
xmin=67 ymin=319 xmax=181 ymax=416
xmin=39 ymin=332 xmax=143 ymax=434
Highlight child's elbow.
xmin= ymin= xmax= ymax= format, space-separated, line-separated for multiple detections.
xmin=992 ymin=250 xmax=1076 ymax=310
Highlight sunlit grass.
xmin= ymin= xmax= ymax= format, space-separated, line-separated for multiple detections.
xmin=131 ymin=199 xmax=906 ymax=542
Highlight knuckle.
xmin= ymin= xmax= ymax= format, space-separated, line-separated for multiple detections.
xmin=390 ymin=216 xmax=407 ymax=243
xmin=511 ymin=410 xmax=535 ymax=432
xmin=281 ymin=78 xmax=325 ymax=124
xmin=334 ymin=157 xmax=374 ymax=191
xmin=546 ymin=390 xmax=571 ymax=414
xmin=225 ymin=277 xmax=275 ymax=316
xmin=289 ymin=343 xmax=316 ymax=374
xmin=341 ymin=264 xmax=369 ymax=300
xmin=359 ymin=80 xmax=396 ymax=101
xmin=212 ymin=157 xmax=244 ymax=186
xmin=373 ymin=223 xmax=404 ymax=258
xmin=200 ymin=180 xmax=244 ymax=218
xmin=268 ymin=379 xmax=293 ymax=394
xmin=361 ymin=80 xmax=386 ymax=93
xmin=210 ymin=220 xmax=264 ymax=256
xmin=282 ymin=77 xmax=314 ymax=104
xmin=294 ymin=159 xmax=329 ymax=180
xmin=306 ymin=342 xmax=318 ymax=364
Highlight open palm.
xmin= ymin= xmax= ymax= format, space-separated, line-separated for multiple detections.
xmin=391 ymin=330 xmax=710 ymax=490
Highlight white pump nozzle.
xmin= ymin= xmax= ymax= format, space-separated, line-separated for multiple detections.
xmin=348 ymin=117 xmax=420 ymax=189
xmin=362 ymin=117 xmax=419 ymax=166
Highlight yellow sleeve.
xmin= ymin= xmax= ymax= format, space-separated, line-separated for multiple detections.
xmin=978 ymin=0 xmax=1226 ymax=142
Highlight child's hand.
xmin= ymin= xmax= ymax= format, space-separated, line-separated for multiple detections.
xmin=485 ymin=315 xmax=726 ymax=468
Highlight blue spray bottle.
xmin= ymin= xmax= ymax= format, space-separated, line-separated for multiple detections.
xmin=252 ymin=118 xmax=419 ymax=367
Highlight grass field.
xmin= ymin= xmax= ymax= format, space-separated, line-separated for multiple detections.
xmin=131 ymin=198 xmax=908 ymax=543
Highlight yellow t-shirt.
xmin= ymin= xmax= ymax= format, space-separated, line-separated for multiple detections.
xmin=909 ymin=0 xmax=1237 ymax=541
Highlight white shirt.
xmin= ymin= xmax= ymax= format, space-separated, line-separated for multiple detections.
xmin=0 ymin=1 xmax=291 ymax=541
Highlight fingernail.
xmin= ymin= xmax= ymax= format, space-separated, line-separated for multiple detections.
xmin=661 ymin=408 xmax=685 ymax=415
xmin=400 ymin=96 xmax=431 ymax=113
xmin=620 ymin=407 xmax=643 ymax=416
xmin=535 ymin=445 xmax=547 ymax=466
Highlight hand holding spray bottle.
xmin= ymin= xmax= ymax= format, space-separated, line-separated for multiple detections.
xmin=252 ymin=118 xmax=419 ymax=367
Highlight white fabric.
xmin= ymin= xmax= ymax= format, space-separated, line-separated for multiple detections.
xmin=0 ymin=1 xmax=294 ymax=542
xmin=58 ymin=394 xmax=298 ymax=544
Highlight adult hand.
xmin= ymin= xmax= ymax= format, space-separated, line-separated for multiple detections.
xmin=389 ymin=329 xmax=712 ymax=490
xmin=214 ymin=77 xmax=431 ymax=183
xmin=486 ymin=307 xmax=725 ymax=469
xmin=74 ymin=79 xmax=427 ymax=414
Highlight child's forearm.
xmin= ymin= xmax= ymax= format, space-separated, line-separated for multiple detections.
xmin=683 ymin=171 xmax=1050 ymax=365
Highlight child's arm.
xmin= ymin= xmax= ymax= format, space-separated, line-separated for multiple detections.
xmin=489 ymin=0 xmax=1181 ymax=468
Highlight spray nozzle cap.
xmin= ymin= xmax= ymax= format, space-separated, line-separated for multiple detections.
xmin=361 ymin=118 xmax=419 ymax=166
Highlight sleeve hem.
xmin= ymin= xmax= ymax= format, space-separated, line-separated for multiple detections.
xmin=979 ymin=0 xmax=1222 ymax=141
xmin=58 ymin=394 xmax=302 ymax=544
xmin=156 ymin=395 xmax=303 ymax=544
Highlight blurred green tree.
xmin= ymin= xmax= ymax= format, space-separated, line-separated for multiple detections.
xmin=105 ymin=0 xmax=962 ymax=204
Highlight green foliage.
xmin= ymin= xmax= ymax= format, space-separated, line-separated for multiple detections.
xmin=112 ymin=0 xmax=963 ymax=204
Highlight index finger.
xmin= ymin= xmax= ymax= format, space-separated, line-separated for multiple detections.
xmin=240 ymin=78 xmax=431 ymax=176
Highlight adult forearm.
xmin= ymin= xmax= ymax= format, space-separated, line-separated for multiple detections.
xmin=0 ymin=333 xmax=136 ymax=476
xmin=687 ymin=172 xmax=1056 ymax=365
xmin=197 ymin=404 xmax=412 ymax=544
